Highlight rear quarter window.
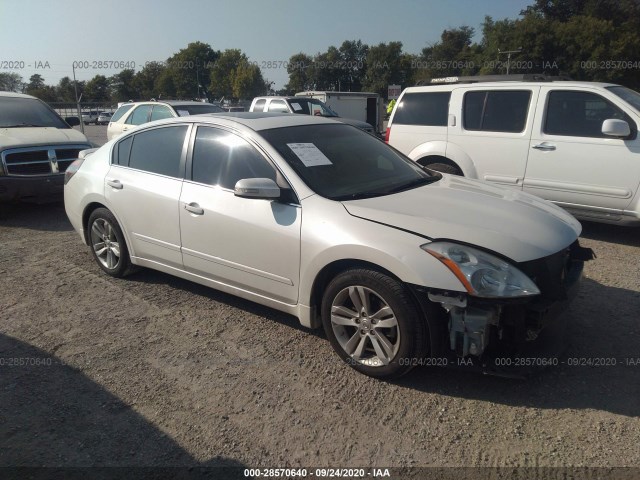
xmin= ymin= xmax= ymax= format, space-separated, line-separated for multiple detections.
xmin=393 ymin=92 xmax=450 ymax=126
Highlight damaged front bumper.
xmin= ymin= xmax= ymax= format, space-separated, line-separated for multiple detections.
xmin=412 ymin=240 xmax=593 ymax=377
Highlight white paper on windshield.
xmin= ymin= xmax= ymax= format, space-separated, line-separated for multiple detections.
xmin=291 ymin=102 xmax=302 ymax=111
xmin=287 ymin=143 xmax=333 ymax=167
xmin=177 ymin=110 xmax=190 ymax=117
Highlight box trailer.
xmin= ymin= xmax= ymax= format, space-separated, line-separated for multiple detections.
xmin=295 ymin=91 xmax=384 ymax=134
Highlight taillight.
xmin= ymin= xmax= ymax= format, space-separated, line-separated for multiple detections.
xmin=384 ymin=127 xmax=390 ymax=143
xmin=64 ymin=158 xmax=85 ymax=185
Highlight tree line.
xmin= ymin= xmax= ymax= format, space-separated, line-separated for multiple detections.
xmin=0 ymin=42 xmax=268 ymax=104
xmin=1 ymin=0 xmax=639 ymax=103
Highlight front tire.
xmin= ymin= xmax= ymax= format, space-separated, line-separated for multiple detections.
xmin=321 ymin=268 xmax=428 ymax=378
xmin=87 ymin=208 xmax=133 ymax=277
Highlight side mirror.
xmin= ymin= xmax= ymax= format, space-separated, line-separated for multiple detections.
xmin=234 ymin=178 xmax=280 ymax=199
xmin=65 ymin=116 xmax=80 ymax=127
xmin=602 ymin=119 xmax=630 ymax=138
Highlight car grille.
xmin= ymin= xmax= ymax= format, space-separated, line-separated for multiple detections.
xmin=1 ymin=145 xmax=89 ymax=176
xmin=517 ymin=241 xmax=576 ymax=303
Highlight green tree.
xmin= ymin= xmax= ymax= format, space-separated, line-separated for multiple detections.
xmin=84 ymin=75 xmax=110 ymax=102
xmin=0 ymin=72 xmax=24 ymax=92
xmin=362 ymin=42 xmax=411 ymax=97
xmin=414 ymin=26 xmax=480 ymax=82
xmin=209 ymin=49 xmax=264 ymax=100
xmin=55 ymin=76 xmax=80 ymax=102
xmin=285 ymin=53 xmax=314 ymax=93
xmin=133 ymin=61 xmax=168 ymax=99
xmin=313 ymin=46 xmax=342 ymax=90
xmin=24 ymin=74 xmax=57 ymax=101
xmin=233 ymin=61 xmax=267 ymax=99
xmin=166 ymin=41 xmax=219 ymax=98
xmin=25 ymin=74 xmax=46 ymax=93
xmin=109 ymin=69 xmax=139 ymax=102
xmin=337 ymin=40 xmax=369 ymax=91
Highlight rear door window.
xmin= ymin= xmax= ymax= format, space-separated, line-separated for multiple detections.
xmin=463 ymin=90 xmax=532 ymax=133
xmin=127 ymin=125 xmax=188 ymax=177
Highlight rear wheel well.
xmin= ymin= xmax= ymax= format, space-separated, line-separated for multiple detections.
xmin=82 ymin=202 xmax=108 ymax=244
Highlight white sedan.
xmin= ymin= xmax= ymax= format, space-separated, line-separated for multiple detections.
xmin=64 ymin=113 xmax=592 ymax=378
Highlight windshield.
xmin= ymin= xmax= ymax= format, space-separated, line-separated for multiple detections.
xmin=174 ymin=104 xmax=225 ymax=116
xmin=607 ymin=86 xmax=640 ymax=113
xmin=259 ymin=123 xmax=438 ymax=200
xmin=287 ymin=98 xmax=338 ymax=117
xmin=0 ymin=96 xmax=70 ymax=128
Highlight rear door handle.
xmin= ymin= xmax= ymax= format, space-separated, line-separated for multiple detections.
xmin=106 ymin=179 xmax=123 ymax=189
xmin=184 ymin=202 xmax=204 ymax=215
xmin=532 ymin=142 xmax=556 ymax=151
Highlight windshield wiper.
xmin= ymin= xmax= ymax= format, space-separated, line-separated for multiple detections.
xmin=385 ymin=175 xmax=441 ymax=193
xmin=335 ymin=176 xmax=441 ymax=201
xmin=0 ymin=123 xmax=48 ymax=128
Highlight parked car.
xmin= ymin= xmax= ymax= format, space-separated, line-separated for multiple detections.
xmin=295 ymin=90 xmax=384 ymax=134
xmin=386 ymin=74 xmax=640 ymax=226
xmin=81 ymin=110 xmax=99 ymax=125
xmin=0 ymin=91 xmax=91 ymax=203
xmin=97 ymin=112 xmax=112 ymax=125
xmin=106 ymin=100 xmax=224 ymax=140
xmin=250 ymin=96 xmax=376 ymax=135
xmin=65 ymin=113 xmax=592 ymax=378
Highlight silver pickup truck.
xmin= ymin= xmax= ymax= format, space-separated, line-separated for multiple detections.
xmin=0 ymin=91 xmax=91 ymax=203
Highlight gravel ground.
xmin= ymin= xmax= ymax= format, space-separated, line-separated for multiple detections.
xmin=0 ymin=131 xmax=639 ymax=476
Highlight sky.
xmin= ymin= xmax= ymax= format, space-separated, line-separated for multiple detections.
xmin=0 ymin=0 xmax=533 ymax=90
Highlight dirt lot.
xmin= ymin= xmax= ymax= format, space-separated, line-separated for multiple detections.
xmin=1 ymin=163 xmax=639 ymax=476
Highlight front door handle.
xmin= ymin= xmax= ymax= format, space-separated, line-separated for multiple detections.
xmin=106 ymin=179 xmax=123 ymax=189
xmin=184 ymin=202 xmax=204 ymax=215
xmin=532 ymin=142 xmax=556 ymax=151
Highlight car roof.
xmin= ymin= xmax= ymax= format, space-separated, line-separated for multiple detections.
xmin=126 ymin=100 xmax=218 ymax=107
xmin=404 ymin=81 xmax=620 ymax=92
xmin=253 ymin=96 xmax=312 ymax=102
xmin=0 ymin=91 xmax=38 ymax=99
xmin=140 ymin=112 xmax=341 ymax=131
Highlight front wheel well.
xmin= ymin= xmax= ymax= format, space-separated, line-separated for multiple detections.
xmin=416 ymin=155 xmax=463 ymax=174
xmin=308 ymin=259 xmax=405 ymax=329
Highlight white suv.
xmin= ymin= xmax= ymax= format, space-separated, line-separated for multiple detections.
xmin=107 ymin=100 xmax=224 ymax=141
xmin=386 ymin=75 xmax=640 ymax=226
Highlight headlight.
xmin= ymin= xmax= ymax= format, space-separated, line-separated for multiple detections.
xmin=421 ymin=241 xmax=540 ymax=298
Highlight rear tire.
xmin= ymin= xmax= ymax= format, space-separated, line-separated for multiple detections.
xmin=321 ymin=268 xmax=428 ymax=378
xmin=87 ymin=208 xmax=134 ymax=278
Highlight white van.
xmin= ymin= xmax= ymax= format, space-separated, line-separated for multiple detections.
xmin=386 ymin=75 xmax=640 ymax=226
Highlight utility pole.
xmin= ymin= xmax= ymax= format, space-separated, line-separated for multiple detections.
xmin=72 ymin=63 xmax=84 ymax=134
xmin=498 ymin=47 xmax=523 ymax=75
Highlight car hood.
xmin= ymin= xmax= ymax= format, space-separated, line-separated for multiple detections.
xmin=334 ymin=116 xmax=374 ymax=130
xmin=342 ymin=175 xmax=582 ymax=262
xmin=0 ymin=127 xmax=89 ymax=149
